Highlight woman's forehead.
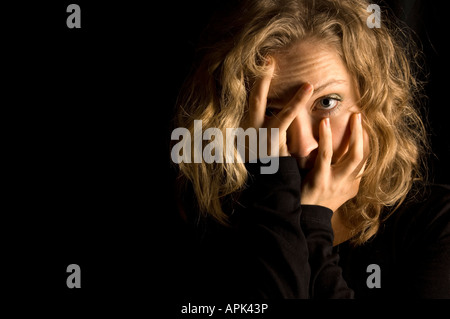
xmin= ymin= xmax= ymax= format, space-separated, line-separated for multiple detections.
xmin=269 ymin=40 xmax=351 ymax=99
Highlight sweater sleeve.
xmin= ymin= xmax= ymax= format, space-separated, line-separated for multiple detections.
xmin=183 ymin=157 xmax=352 ymax=299
xmin=235 ymin=157 xmax=310 ymax=298
xmin=301 ymin=205 xmax=354 ymax=298
xmin=235 ymin=157 xmax=352 ymax=299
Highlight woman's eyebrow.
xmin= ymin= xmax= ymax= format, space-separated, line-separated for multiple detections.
xmin=268 ymin=79 xmax=347 ymax=101
xmin=312 ymin=79 xmax=347 ymax=95
xmin=268 ymin=79 xmax=347 ymax=100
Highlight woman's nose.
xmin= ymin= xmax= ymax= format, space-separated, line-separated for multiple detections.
xmin=287 ymin=116 xmax=319 ymax=158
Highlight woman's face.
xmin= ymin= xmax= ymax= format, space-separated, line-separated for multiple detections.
xmin=268 ymin=39 xmax=361 ymax=172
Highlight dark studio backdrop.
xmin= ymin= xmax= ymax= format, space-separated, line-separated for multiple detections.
xmin=5 ymin=0 xmax=449 ymax=314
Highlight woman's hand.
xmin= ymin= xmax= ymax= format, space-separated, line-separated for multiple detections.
xmin=247 ymin=60 xmax=366 ymax=212
xmin=300 ymin=113 xmax=367 ymax=212
xmin=247 ymin=60 xmax=314 ymax=157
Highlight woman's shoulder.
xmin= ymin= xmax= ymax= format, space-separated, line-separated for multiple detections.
xmin=401 ymin=183 xmax=450 ymax=219
xmin=338 ymin=184 xmax=450 ymax=298
xmin=383 ymin=183 xmax=450 ymax=245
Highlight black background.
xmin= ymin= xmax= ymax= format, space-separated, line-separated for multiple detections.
xmin=5 ymin=0 xmax=450 ymax=315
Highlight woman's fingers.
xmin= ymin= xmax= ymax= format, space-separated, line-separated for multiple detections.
xmin=277 ymin=83 xmax=313 ymax=132
xmin=336 ymin=113 xmax=365 ymax=178
xmin=355 ymin=129 xmax=370 ymax=177
xmin=248 ymin=61 xmax=275 ymax=129
xmin=301 ymin=113 xmax=368 ymax=211
xmin=313 ymin=117 xmax=333 ymax=179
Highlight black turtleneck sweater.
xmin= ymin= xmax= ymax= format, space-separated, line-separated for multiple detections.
xmin=171 ymin=157 xmax=450 ymax=299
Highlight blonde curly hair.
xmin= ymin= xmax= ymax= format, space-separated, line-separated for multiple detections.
xmin=173 ymin=0 xmax=429 ymax=245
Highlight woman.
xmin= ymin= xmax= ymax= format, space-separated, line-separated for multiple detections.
xmin=170 ymin=0 xmax=450 ymax=299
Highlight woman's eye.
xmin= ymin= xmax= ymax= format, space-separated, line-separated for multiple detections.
xmin=313 ymin=94 xmax=343 ymax=114
xmin=318 ymin=97 xmax=339 ymax=110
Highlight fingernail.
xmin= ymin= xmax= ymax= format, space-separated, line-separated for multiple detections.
xmin=303 ymin=83 xmax=313 ymax=93
xmin=324 ymin=117 xmax=330 ymax=127
xmin=357 ymin=113 xmax=362 ymax=123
